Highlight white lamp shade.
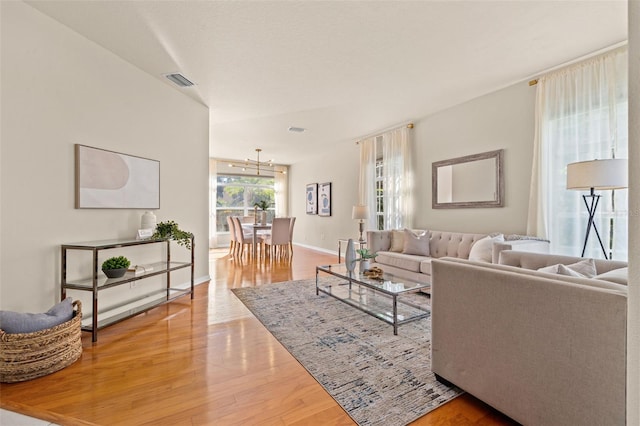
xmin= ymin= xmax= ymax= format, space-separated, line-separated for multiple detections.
xmin=352 ymin=205 xmax=369 ymax=220
xmin=566 ymin=159 xmax=628 ymax=190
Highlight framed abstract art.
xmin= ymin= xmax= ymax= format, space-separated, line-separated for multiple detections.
xmin=318 ymin=182 xmax=332 ymax=216
xmin=306 ymin=183 xmax=317 ymax=214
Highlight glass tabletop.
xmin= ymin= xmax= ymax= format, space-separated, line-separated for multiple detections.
xmin=317 ymin=263 xmax=429 ymax=295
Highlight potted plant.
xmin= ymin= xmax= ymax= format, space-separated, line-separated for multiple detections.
xmin=152 ymin=220 xmax=194 ymax=250
xmin=356 ymin=248 xmax=375 ymax=273
xmin=102 ymin=255 xmax=131 ymax=278
xmin=254 ymin=200 xmax=270 ymax=225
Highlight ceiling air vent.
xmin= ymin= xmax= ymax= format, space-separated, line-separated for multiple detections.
xmin=164 ymin=73 xmax=195 ymax=87
xmin=288 ymin=126 xmax=306 ymax=133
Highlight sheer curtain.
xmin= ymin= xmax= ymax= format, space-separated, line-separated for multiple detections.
xmin=358 ymin=137 xmax=376 ymax=231
xmin=358 ymin=126 xmax=414 ymax=230
xmin=382 ymin=127 xmax=414 ymax=229
xmin=527 ymin=47 xmax=628 ymax=259
xmin=274 ymin=165 xmax=289 ymax=217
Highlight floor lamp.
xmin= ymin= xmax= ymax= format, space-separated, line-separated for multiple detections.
xmin=566 ymin=159 xmax=628 ymax=259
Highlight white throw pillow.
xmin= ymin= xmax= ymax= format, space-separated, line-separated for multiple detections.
xmin=402 ymin=229 xmax=430 ymax=256
xmin=557 ymin=264 xmax=586 ymax=277
xmin=389 ymin=230 xmax=405 ymax=252
xmin=468 ymin=234 xmax=504 ymax=263
xmin=537 ymin=264 xmax=560 ymax=274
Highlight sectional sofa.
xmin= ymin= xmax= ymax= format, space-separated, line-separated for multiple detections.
xmin=431 ymin=250 xmax=628 ymax=425
xmin=366 ymin=229 xmax=550 ymax=285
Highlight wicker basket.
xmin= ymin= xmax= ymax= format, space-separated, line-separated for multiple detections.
xmin=0 ymin=300 xmax=83 ymax=383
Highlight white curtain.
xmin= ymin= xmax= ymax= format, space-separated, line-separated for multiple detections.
xmin=274 ymin=165 xmax=289 ymax=217
xmin=358 ymin=126 xmax=414 ymax=231
xmin=527 ymin=47 xmax=628 ymax=259
xmin=382 ymin=127 xmax=414 ymax=229
xmin=358 ymin=137 xmax=377 ymax=231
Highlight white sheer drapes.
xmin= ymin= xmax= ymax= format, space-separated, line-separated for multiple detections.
xmin=358 ymin=126 xmax=414 ymax=231
xmin=382 ymin=127 xmax=414 ymax=229
xmin=527 ymin=47 xmax=628 ymax=259
xmin=274 ymin=165 xmax=289 ymax=217
xmin=358 ymin=137 xmax=376 ymax=231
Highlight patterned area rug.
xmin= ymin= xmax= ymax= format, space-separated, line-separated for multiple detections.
xmin=231 ymin=278 xmax=462 ymax=426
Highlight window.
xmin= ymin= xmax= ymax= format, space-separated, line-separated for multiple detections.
xmin=375 ymin=159 xmax=384 ymax=230
xmin=215 ymin=174 xmax=275 ymax=232
xmin=531 ymin=47 xmax=628 ymax=260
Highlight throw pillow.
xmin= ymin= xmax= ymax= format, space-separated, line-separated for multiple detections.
xmin=565 ymin=258 xmax=597 ymax=278
xmin=402 ymin=229 xmax=430 ymax=256
xmin=389 ymin=230 xmax=405 ymax=252
xmin=557 ymin=264 xmax=586 ymax=278
xmin=537 ymin=264 xmax=560 ymax=274
xmin=0 ymin=297 xmax=74 ymax=334
xmin=468 ymin=234 xmax=504 ymax=263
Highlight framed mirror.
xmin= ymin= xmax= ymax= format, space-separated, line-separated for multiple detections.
xmin=432 ymin=149 xmax=504 ymax=209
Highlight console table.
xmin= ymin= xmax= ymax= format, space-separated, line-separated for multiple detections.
xmin=60 ymin=237 xmax=194 ymax=342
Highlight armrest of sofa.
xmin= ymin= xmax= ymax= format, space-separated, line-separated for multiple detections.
xmin=491 ymin=238 xmax=550 ymax=263
xmin=430 ymin=258 xmax=626 ymax=426
xmin=366 ymin=230 xmax=392 ymax=254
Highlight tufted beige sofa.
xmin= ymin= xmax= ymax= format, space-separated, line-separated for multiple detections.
xmin=366 ymin=229 xmax=550 ymax=285
xmin=431 ymin=251 xmax=628 ymax=425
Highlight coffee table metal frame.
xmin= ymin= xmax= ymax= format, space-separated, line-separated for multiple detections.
xmin=315 ymin=263 xmax=430 ymax=335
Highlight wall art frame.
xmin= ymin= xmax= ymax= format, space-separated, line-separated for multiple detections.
xmin=305 ymin=183 xmax=318 ymax=214
xmin=318 ymin=182 xmax=332 ymax=217
xmin=75 ymin=144 xmax=160 ymax=209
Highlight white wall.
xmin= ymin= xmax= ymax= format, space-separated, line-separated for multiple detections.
xmin=0 ymin=2 xmax=210 ymax=312
xmin=291 ymin=81 xmax=536 ymax=252
xmin=289 ymin=143 xmax=360 ymax=253
xmin=413 ymin=81 xmax=535 ymax=234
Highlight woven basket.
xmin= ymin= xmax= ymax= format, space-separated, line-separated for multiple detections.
xmin=0 ymin=300 xmax=83 ymax=383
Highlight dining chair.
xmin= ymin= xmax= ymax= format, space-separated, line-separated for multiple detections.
xmin=227 ymin=216 xmax=237 ymax=257
xmin=232 ymin=216 xmax=255 ymax=259
xmin=288 ymin=217 xmax=296 ymax=257
xmin=263 ymin=217 xmax=291 ymax=260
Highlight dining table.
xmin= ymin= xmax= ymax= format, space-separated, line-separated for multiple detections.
xmin=242 ymin=222 xmax=272 ymax=259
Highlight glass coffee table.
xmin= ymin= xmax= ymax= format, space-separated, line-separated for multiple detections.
xmin=316 ymin=263 xmax=431 ymax=335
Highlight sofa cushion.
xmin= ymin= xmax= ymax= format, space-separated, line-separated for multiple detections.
xmin=594 ymin=267 xmax=628 ymax=285
xmin=0 ymin=298 xmax=74 ymax=334
xmin=420 ymin=258 xmax=433 ymax=276
xmin=375 ymin=251 xmax=423 ymax=273
xmin=402 ymin=229 xmax=430 ymax=256
xmin=389 ymin=230 xmax=405 ymax=252
xmin=469 ymin=234 xmax=504 ymax=263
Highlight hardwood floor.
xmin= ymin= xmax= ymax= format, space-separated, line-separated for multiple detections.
xmin=0 ymin=246 xmax=517 ymax=425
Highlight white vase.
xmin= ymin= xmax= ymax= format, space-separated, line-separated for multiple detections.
xmin=359 ymin=259 xmax=370 ymax=273
xmin=345 ymin=239 xmax=357 ymax=273
xmin=261 ymin=211 xmax=267 ymax=225
xmin=141 ymin=211 xmax=157 ymax=230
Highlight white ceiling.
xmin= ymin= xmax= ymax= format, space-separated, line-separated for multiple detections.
xmin=26 ymin=1 xmax=627 ymax=165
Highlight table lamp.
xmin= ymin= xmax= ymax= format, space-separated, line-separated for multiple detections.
xmin=566 ymin=158 xmax=628 ymax=259
xmin=352 ymin=205 xmax=369 ymax=243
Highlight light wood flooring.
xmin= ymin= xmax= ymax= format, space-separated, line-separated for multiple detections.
xmin=0 ymin=246 xmax=517 ymax=425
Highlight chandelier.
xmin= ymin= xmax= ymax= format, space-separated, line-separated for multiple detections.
xmin=227 ymin=148 xmax=286 ymax=175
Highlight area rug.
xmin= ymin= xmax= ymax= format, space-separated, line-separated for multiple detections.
xmin=231 ymin=278 xmax=462 ymax=426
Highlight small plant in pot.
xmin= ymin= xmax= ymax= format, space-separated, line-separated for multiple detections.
xmin=152 ymin=220 xmax=194 ymax=250
xmin=102 ymin=256 xmax=131 ymax=279
xmin=253 ymin=200 xmax=270 ymax=224
xmin=356 ymin=248 xmax=375 ymax=273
